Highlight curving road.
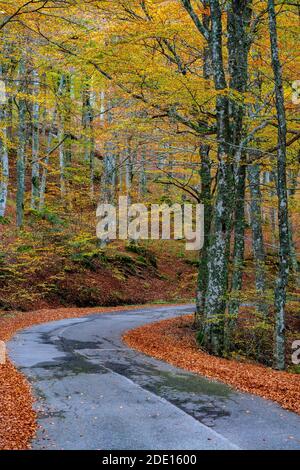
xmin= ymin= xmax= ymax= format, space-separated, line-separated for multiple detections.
xmin=8 ymin=305 xmax=300 ymax=450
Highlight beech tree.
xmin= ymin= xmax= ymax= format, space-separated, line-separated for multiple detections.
xmin=268 ymin=0 xmax=289 ymax=370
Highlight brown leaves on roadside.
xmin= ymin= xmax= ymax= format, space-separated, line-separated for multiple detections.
xmin=123 ymin=315 xmax=300 ymax=415
xmin=0 ymin=361 xmax=36 ymax=450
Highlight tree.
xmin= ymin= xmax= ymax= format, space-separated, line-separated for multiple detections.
xmin=16 ymin=58 xmax=27 ymax=228
xmin=268 ymin=0 xmax=290 ymax=370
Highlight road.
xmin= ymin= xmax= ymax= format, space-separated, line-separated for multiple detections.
xmin=8 ymin=305 xmax=300 ymax=450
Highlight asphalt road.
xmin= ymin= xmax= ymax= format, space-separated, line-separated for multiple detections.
xmin=8 ymin=305 xmax=300 ymax=450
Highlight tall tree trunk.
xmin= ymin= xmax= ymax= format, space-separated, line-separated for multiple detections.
xmin=268 ymin=171 xmax=277 ymax=250
xmin=195 ymin=144 xmax=211 ymax=327
xmin=59 ymin=128 xmax=66 ymax=201
xmin=58 ymin=74 xmax=68 ymax=202
xmin=195 ymin=1 xmax=212 ymax=326
xmin=226 ymin=0 xmax=252 ymax=339
xmin=31 ymin=69 xmax=40 ymax=209
xmin=101 ymin=103 xmax=116 ymax=206
xmin=139 ymin=146 xmax=147 ymax=197
xmin=64 ymin=75 xmax=72 ymax=169
xmin=248 ymin=163 xmax=268 ymax=316
xmin=99 ymin=97 xmax=116 ymax=246
xmin=203 ymin=0 xmax=232 ymax=355
xmin=0 ymin=66 xmax=8 ymax=218
xmin=287 ymin=170 xmax=299 ymax=285
xmin=0 ymin=118 xmax=8 ymax=218
xmin=288 ymin=218 xmax=299 ymax=286
xmin=39 ymin=74 xmax=64 ymax=210
xmin=16 ymin=59 xmax=27 ymax=228
xmin=39 ymin=127 xmax=52 ymax=210
xmin=125 ymin=141 xmax=134 ymax=205
xmin=228 ymin=164 xmax=246 ymax=320
xmin=204 ymin=0 xmax=251 ymax=355
xmin=82 ymin=82 xmax=95 ymax=197
xmin=268 ymin=0 xmax=289 ymax=370
xmin=6 ymin=94 xmax=13 ymax=144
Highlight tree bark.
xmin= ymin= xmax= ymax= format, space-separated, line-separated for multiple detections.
xmin=268 ymin=0 xmax=290 ymax=370
xmin=203 ymin=0 xmax=232 ymax=355
xmin=82 ymin=82 xmax=95 ymax=197
xmin=248 ymin=163 xmax=268 ymax=316
xmin=139 ymin=146 xmax=147 ymax=197
xmin=195 ymin=144 xmax=211 ymax=327
xmin=204 ymin=0 xmax=251 ymax=355
xmin=228 ymin=164 xmax=246 ymax=320
xmin=31 ymin=69 xmax=40 ymax=209
xmin=16 ymin=58 xmax=27 ymax=228
xmin=226 ymin=0 xmax=252 ymax=340
xmin=0 ymin=66 xmax=9 ymax=218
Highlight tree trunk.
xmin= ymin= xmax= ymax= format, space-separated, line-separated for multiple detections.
xmin=0 ymin=114 xmax=8 ymax=218
xmin=58 ymin=74 xmax=68 ymax=202
xmin=226 ymin=0 xmax=252 ymax=344
xmin=228 ymin=164 xmax=246 ymax=320
xmin=139 ymin=146 xmax=147 ymax=197
xmin=203 ymin=1 xmax=232 ymax=355
xmin=195 ymin=144 xmax=211 ymax=327
xmin=31 ymin=69 xmax=40 ymax=209
xmin=16 ymin=59 xmax=27 ymax=228
xmin=82 ymin=82 xmax=95 ymax=197
xmin=59 ymin=128 xmax=66 ymax=200
xmin=248 ymin=163 xmax=268 ymax=316
xmin=287 ymin=170 xmax=299 ymax=285
xmin=99 ymin=97 xmax=116 ymax=247
xmin=125 ymin=142 xmax=134 ymax=205
xmin=204 ymin=0 xmax=251 ymax=355
xmin=268 ymin=0 xmax=290 ymax=370
xmin=39 ymin=122 xmax=56 ymax=210
xmin=0 ymin=66 xmax=8 ymax=218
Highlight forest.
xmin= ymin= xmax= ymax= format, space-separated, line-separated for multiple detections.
xmin=0 ymin=0 xmax=299 ymax=378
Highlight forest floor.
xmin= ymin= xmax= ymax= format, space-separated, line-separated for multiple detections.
xmin=0 ymin=236 xmax=197 ymax=312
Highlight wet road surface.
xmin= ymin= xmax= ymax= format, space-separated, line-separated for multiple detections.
xmin=8 ymin=305 xmax=300 ymax=450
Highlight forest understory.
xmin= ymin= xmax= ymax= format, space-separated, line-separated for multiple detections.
xmin=1 ymin=209 xmax=299 ymax=371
